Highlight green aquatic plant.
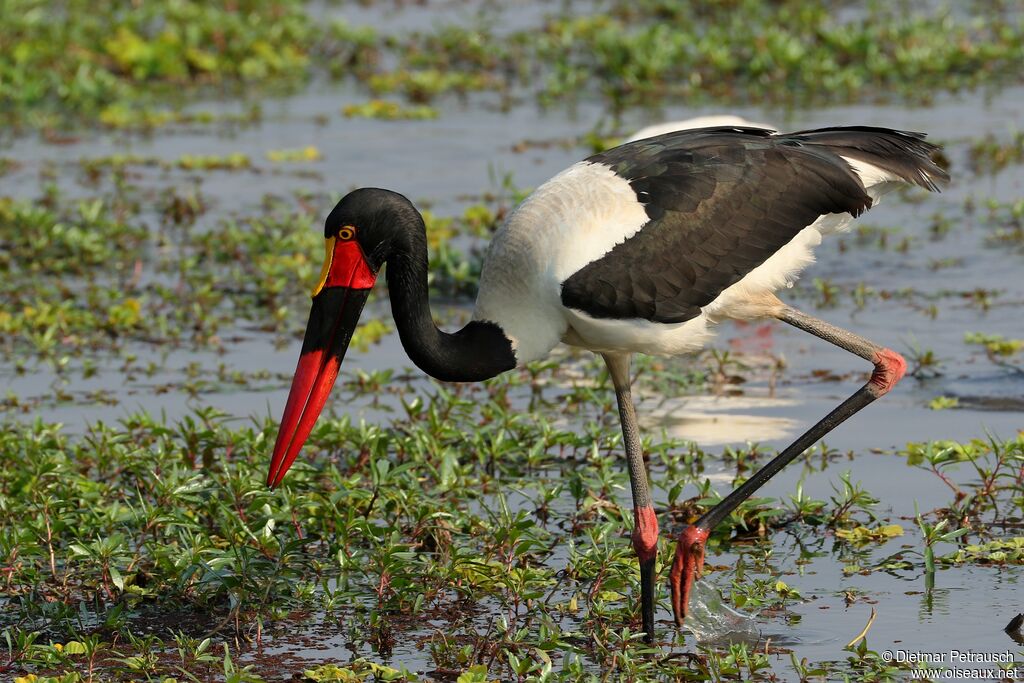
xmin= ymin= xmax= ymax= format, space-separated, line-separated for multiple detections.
xmin=964 ymin=331 xmax=1024 ymax=357
xmin=927 ymin=395 xmax=959 ymax=410
xmin=367 ymin=69 xmax=495 ymax=103
xmin=342 ymin=100 xmax=439 ymax=121
xmin=96 ymin=103 xmax=263 ymax=130
xmin=914 ymin=509 xmax=970 ymax=589
xmin=526 ymin=2 xmax=1024 ymax=109
xmin=303 ymin=659 xmax=416 ymax=682
xmin=0 ymin=177 xmax=497 ymax=369
xmin=1 ymin=370 xmax=1022 ymax=679
xmin=834 ymin=524 xmax=904 ymax=545
xmin=1 ymin=0 xmax=317 ymax=124
xmin=904 ymin=339 xmax=944 ymax=379
xmin=6 ymin=0 xmax=1024 ymax=128
xmin=941 ymin=537 xmax=1024 ymax=565
xmin=266 ymin=146 xmax=323 ymax=163
xmin=969 ymin=131 xmax=1024 ymax=174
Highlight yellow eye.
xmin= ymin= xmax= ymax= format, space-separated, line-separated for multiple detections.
xmin=338 ymin=226 xmax=356 ymax=241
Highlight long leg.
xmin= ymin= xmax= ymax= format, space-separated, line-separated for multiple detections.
xmin=604 ymin=353 xmax=659 ymax=642
xmin=669 ymin=306 xmax=906 ymax=625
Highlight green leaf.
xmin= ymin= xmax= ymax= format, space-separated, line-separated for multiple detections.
xmin=935 ymin=527 xmax=968 ymax=542
xmin=109 ymin=566 xmax=124 ymax=591
xmin=456 ymin=665 xmax=489 ymax=683
xmin=303 ymin=663 xmax=361 ymax=682
xmin=835 ymin=524 xmax=903 ymax=544
xmin=928 ymin=396 xmax=959 ymax=410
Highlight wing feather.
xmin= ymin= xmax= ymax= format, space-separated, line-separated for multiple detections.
xmin=560 ymin=127 xmax=944 ymax=323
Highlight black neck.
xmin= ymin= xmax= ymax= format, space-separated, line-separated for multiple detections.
xmin=384 ymin=212 xmax=516 ymax=383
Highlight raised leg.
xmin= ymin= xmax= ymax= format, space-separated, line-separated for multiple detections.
xmin=669 ymin=306 xmax=906 ymax=625
xmin=604 ymin=353 xmax=659 ymax=642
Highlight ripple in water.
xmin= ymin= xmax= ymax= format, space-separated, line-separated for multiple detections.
xmin=684 ymin=580 xmax=762 ymax=645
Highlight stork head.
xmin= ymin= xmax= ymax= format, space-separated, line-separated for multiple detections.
xmin=318 ymin=188 xmax=422 ymax=277
xmin=267 ymin=188 xmax=417 ymax=488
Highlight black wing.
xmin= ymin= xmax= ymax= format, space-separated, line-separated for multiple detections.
xmin=560 ymin=126 xmax=947 ymax=323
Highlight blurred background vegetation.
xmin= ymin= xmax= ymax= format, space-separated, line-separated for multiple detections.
xmin=2 ymin=1 xmax=1024 ymax=682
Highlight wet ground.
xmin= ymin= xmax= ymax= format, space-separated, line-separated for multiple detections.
xmin=2 ymin=1 xmax=1023 ymax=680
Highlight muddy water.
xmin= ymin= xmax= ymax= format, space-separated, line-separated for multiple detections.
xmin=3 ymin=0 xmax=1024 ymax=676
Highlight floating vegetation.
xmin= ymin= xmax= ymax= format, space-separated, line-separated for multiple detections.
xmin=4 ymin=0 xmax=1024 ymax=127
xmin=964 ymin=333 xmax=1024 ymax=374
xmin=0 ymin=158 xmax=20 ymax=175
xmin=0 ymin=196 xmax=147 ymax=276
xmin=835 ymin=524 xmax=904 ymax=544
xmin=1 ymin=0 xmax=317 ymax=126
xmin=266 ymin=146 xmax=323 ymax=163
xmin=980 ymin=198 xmax=1024 ymax=247
xmin=367 ymin=69 xmax=496 ymax=103
xmin=342 ymin=100 xmax=440 ymax=120
xmin=969 ymin=131 xmax=1024 ymax=174
xmin=303 ymin=660 xmax=418 ymax=681
xmin=176 ymin=153 xmax=253 ymax=171
xmin=522 ymin=2 xmax=1024 ymax=108
xmin=928 ymin=395 xmax=960 ymax=410
xmin=942 ymin=538 xmax=1024 ymax=565
xmin=97 ymin=103 xmax=263 ymax=130
xmin=965 ymin=332 xmax=1023 ymax=357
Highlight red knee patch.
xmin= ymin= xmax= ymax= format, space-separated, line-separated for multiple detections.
xmin=869 ymin=348 xmax=906 ymax=396
xmin=631 ymin=506 xmax=660 ymax=563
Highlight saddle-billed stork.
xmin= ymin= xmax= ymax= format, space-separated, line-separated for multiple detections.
xmin=267 ymin=126 xmax=948 ymax=641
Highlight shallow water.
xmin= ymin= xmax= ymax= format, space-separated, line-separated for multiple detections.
xmin=2 ymin=0 xmax=1024 ymax=678
xmin=685 ymin=580 xmax=762 ymax=645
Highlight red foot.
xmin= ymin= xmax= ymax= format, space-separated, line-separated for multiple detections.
xmin=669 ymin=525 xmax=709 ymax=625
xmin=632 ymin=506 xmax=659 ymax=563
xmin=869 ymin=348 xmax=906 ymax=396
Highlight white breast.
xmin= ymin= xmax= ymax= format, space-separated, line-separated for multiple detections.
xmin=473 ymin=161 xmax=649 ymax=363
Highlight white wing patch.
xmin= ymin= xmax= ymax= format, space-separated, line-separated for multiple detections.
xmin=626 ymin=115 xmax=775 ymax=143
xmin=840 ymin=155 xmax=904 ymax=201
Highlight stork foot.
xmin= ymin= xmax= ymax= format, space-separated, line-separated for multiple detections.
xmin=669 ymin=525 xmax=709 ymax=626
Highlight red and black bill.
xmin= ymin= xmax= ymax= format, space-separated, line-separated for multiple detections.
xmin=267 ymin=236 xmax=377 ymax=487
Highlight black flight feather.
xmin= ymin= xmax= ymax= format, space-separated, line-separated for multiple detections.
xmin=560 ymin=126 xmax=947 ymax=323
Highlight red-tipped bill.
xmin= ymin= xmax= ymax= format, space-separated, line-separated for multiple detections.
xmin=267 ymin=238 xmax=376 ymax=487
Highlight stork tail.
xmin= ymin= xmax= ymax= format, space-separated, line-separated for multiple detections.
xmin=787 ymin=126 xmax=950 ymax=192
